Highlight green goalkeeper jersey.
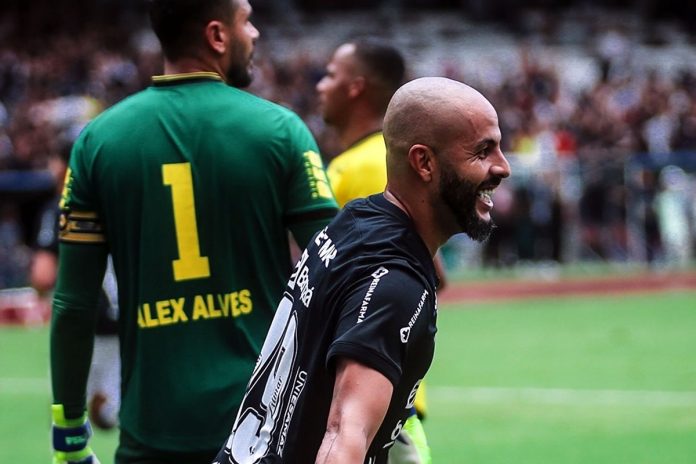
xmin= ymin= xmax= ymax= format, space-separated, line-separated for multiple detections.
xmin=51 ymin=72 xmax=337 ymax=452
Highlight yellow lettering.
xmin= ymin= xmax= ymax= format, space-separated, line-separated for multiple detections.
xmin=192 ymin=295 xmax=209 ymax=320
xmin=312 ymin=165 xmax=334 ymax=199
xmin=156 ymin=299 xmax=173 ymax=326
xmin=137 ymin=305 xmax=146 ymax=328
xmin=142 ymin=303 xmax=159 ymax=327
xmin=239 ymin=289 xmax=252 ymax=315
xmin=207 ymin=294 xmax=222 ymax=318
xmin=230 ymin=292 xmax=241 ymax=317
xmin=218 ymin=293 xmax=231 ymax=317
xmin=171 ymin=297 xmax=187 ymax=323
xmin=304 ymin=151 xmax=334 ymax=200
xmin=138 ymin=291 xmax=249 ymax=328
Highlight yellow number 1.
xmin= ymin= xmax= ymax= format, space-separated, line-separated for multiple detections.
xmin=162 ymin=163 xmax=210 ymax=281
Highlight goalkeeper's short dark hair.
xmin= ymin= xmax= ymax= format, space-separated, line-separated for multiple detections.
xmin=351 ymin=37 xmax=406 ymax=111
xmin=148 ymin=0 xmax=237 ymax=61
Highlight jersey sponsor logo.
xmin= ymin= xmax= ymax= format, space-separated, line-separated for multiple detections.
xmin=277 ymin=369 xmax=308 ymax=455
xmin=399 ymin=289 xmax=429 ymax=343
xmin=383 ymin=419 xmax=404 ymax=449
xmin=136 ymin=289 xmax=252 ymax=329
xmin=302 ymin=150 xmax=334 ymax=200
xmin=288 ymin=249 xmax=314 ymax=307
xmin=357 ymin=267 xmax=389 ymax=323
xmin=314 ymin=227 xmax=338 ymax=268
xmin=406 ymin=379 xmax=422 ymax=409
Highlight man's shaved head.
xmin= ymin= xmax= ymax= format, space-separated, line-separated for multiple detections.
xmin=384 ymin=77 xmax=495 ymax=169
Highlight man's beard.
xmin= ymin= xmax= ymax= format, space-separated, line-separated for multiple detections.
xmin=439 ymin=167 xmax=495 ymax=242
xmin=226 ymin=61 xmax=252 ymax=88
xmin=226 ymin=44 xmax=253 ymax=88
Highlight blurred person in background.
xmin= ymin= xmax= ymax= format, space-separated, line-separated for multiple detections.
xmin=655 ymin=165 xmax=693 ymax=268
xmin=49 ymin=0 xmax=337 ymax=463
xmin=316 ymin=38 xmax=439 ymax=464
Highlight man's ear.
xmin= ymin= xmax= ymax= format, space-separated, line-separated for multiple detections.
xmin=205 ymin=20 xmax=228 ymax=55
xmin=348 ymin=76 xmax=366 ymax=99
xmin=407 ymin=144 xmax=436 ymax=182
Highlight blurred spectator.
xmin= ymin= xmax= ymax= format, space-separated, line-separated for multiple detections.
xmin=0 ymin=204 xmax=31 ymax=288
xmin=654 ymin=165 xmax=694 ymax=268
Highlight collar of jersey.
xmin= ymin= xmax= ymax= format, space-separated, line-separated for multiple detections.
xmin=152 ymin=72 xmax=224 ymax=86
xmin=369 ymin=193 xmax=439 ymax=288
xmin=345 ymin=130 xmax=383 ymax=152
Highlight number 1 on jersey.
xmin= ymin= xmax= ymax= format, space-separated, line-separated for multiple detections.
xmin=162 ymin=163 xmax=210 ymax=281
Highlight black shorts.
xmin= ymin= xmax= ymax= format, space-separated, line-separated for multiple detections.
xmin=116 ymin=429 xmax=218 ymax=464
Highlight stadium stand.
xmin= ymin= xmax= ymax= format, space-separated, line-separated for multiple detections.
xmin=1 ymin=2 xmax=696 ymax=295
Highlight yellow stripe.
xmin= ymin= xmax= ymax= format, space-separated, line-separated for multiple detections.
xmin=152 ymin=72 xmax=223 ymax=83
xmin=68 ymin=211 xmax=99 ymax=220
xmin=60 ymin=231 xmax=106 ymax=244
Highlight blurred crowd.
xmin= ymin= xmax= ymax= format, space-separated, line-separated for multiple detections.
xmin=2 ymin=4 xmax=696 ymax=289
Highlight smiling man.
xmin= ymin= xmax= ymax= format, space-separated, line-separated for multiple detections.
xmin=213 ymin=77 xmax=510 ymax=464
xmin=317 ymin=38 xmax=436 ymax=464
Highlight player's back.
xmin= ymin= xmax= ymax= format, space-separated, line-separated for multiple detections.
xmin=87 ymin=75 xmax=299 ymax=305
xmin=221 ymin=194 xmax=437 ymax=463
xmin=68 ymin=73 xmax=333 ymax=451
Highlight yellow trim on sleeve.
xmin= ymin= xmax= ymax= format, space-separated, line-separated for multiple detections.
xmin=59 ymin=210 xmax=105 ymax=244
xmin=59 ymin=231 xmax=106 ymax=244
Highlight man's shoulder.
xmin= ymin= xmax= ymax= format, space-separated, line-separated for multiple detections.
xmin=231 ymin=88 xmax=304 ymax=123
xmin=80 ymin=85 xmax=308 ymax=145
xmin=79 ymin=87 xmax=153 ymax=134
xmin=336 ymin=132 xmax=385 ymax=160
xmin=328 ymin=134 xmax=386 ymax=177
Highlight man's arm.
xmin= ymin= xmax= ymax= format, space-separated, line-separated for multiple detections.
xmin=315 ymin=358 xmax=393 ymax=464
xmin=51 ymin=241 xmax=106 ymax=464
xmin=51 ymin=241 xmax=107 ymax=416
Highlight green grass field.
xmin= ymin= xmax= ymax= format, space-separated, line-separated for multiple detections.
xmin=1 ymin=290 xmax=695 ymax=463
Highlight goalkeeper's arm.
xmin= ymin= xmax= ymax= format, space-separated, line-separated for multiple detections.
xmin=51 ymin=241 xmax=107 ymax=463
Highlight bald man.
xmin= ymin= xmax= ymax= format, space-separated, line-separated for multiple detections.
xmin=213 ymin=77 xmax=511 ymax=464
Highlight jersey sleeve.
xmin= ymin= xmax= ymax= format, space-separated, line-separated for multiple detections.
xmin=51 ymin=128 xmax=109 ymax=419
xmin=326 ymin=265 xmax=434 ymax=387
xmin=281 ymin=113 xmax=338 ymax=247
xmin=59 ymin=130 xmax=106 ymax=245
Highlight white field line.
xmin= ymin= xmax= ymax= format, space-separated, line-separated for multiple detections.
xmin=430 ymin=386 xmax=696 ymax=407
xmin=0 ymin=377 xmax=50 ymax=394
xmin=3 ymin=378 xmax=696 ymax=407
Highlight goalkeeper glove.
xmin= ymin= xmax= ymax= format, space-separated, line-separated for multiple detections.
xmin=390 ymin=412 xmax=432 ymax=464
xmin=52 ymin=404 xmax=100 ymax=464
